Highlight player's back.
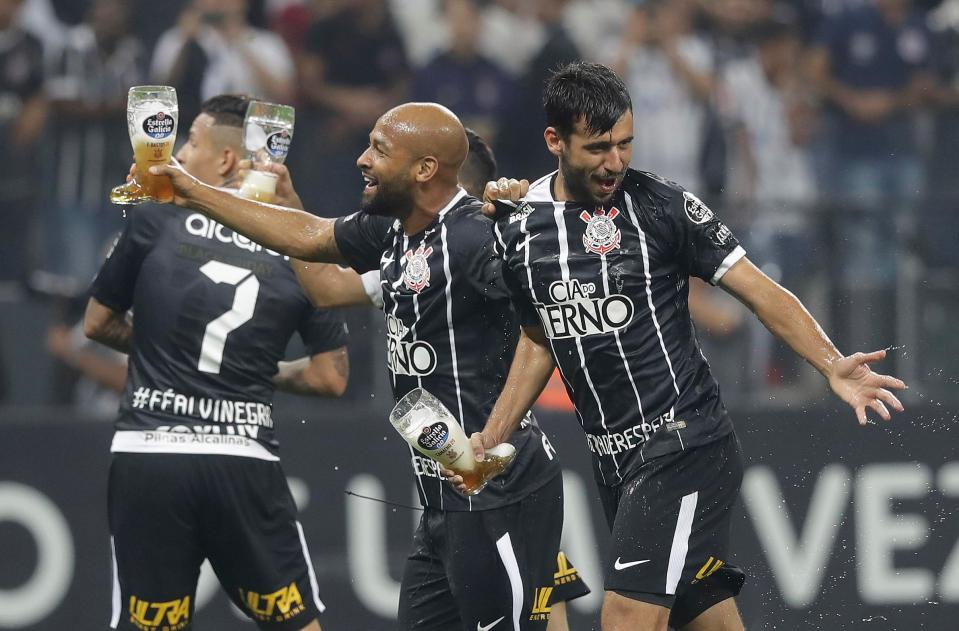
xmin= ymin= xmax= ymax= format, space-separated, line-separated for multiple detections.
xmin=92 ymin=204 xmax=343 ymax=459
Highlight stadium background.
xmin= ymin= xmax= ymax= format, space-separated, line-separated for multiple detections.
xmin=0 ymin=0 xmax=956 ymax=628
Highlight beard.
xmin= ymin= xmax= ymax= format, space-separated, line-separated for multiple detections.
xmin=560 ymin=153 xmax=621 ymax=206
xmin=360 ymin=177 xmax=414 ymax=219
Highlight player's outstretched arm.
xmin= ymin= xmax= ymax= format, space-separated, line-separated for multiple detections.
xmin=719 ymin=257 xmax=906 ymax=425
xmin=292 ymin=261 xmax=375 ymax=309
xmin=148 ymin=160 xmax=345 ymax=263
xmin=83 ymin=297 xmax=133 ymax=354
xmin=274 ymin=347 xmax=349 ymax=397
xmin=236 ymin=160 xmax=305 ymax=210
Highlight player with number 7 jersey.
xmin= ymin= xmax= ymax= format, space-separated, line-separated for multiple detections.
xmin=85 ymin=95 xmax=346 ymax=631
xmin=91 ymin=204 xmax=346 ymax=458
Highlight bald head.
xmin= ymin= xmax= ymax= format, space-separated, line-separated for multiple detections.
xmin=377 ymin=103 xmax=468 ymax=179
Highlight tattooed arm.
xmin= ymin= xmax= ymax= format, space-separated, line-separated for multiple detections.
xmin=273 ymin=347 xmax=349 ymax=397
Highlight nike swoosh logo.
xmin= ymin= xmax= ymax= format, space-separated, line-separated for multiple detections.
xmin=614 ymin=557 xmax=650 ymax=570
xmin=516 ymin=233 xmax=539 ymax=252
xmin=477 ymin=616 xmax=505 ymax=631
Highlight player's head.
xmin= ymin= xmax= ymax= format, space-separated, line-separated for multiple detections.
xmin=543 ymin=62 xmax=633 ymax=205
xmin=175 ymin=94 xmax=250 ymax=187
xmin=356 ymin=102 xmax=468 ymax=218
xmin=460 ymin=128 xmax=497 ymax=198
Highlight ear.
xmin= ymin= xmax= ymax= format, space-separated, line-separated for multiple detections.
xmin=413 ymin=156 xmax=439 ymax=183
xmin=219 ymin=146 xmax=240 ymax=177
xmin=545 ymin=127 xmax=564 ymax=158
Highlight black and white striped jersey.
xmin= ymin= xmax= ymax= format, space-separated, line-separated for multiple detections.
xmin=334 ymin=189 xmax=561 ymax=511
xmin=91 ymin=204 xmax=348 ymax=461
xmin=494 ymin=169 xmax=744 ymax=486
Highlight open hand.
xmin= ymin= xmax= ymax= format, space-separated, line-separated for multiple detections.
xmin=828 ymin=349 xmax=906 ymax=425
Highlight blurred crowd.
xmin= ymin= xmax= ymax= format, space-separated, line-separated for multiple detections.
xmin=2 ymin=0 xmax=959 ymax=407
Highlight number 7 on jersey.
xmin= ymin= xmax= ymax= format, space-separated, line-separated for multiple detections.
xmin=198 ymin=261 xmax=260 ymax=374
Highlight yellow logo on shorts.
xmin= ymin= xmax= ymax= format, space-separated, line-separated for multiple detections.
xmin=694 ymin=556 xmax=725 ymax=581
xmin=128 ymin=595 xmax=190 ymax=630
xmin=241 ymin=581 xmax=305 ymax=621
xmin=528 ymin=586 xmax=553 ymax=621
xmin=554 ymin=551 xmax=581 ymax=586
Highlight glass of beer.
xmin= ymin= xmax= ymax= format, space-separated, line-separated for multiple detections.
xmin=110 ymin=86 xmax=178 ymax=205
xmin=238 ymin=100 xmax=294 ymax=203
xmin=389 ymin=388 xmax=516 ymax=496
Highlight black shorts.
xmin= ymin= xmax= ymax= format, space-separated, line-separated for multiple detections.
xmin=550 ymin=551 xmax=591 ymax=605
xmin=598 ymin=433 xmax=746 ymax=629
xmin=399 ymin=474 xmax=563 ymax=631
xmin=108 ymin=453 xmax=324 ymax=631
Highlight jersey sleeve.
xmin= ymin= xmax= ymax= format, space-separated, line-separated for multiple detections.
xmin=493 ymin=220 xmax=540 ymax=328
xmin=89 ymin=206 xmax=165 ymax=312
xmin=298 ymin=307 xmax=349 ymax=355
xmin=666 ymin=189 xmax=746 ymax=285
xmin=452 ymin=211 xmax=511 ymax=301
xmin=360 ymin=270 xmax=384 ymax=308
xmin=333 ymin=212 xmax=394 ymax=273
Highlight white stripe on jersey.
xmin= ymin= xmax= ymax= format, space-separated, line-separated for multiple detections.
xmin=598 ymin=251 xmax=648 ymax=464
xmin=553 ymin=202 xmax=623 ymax=483
xmin=406 ymin=232 xmax=443 ymax=509
xmin=624 ymin=195 xmax=682 ymax=397
xmin=394 ymin=232 xmax=429 ymax=506
xmin=438 ymin=216 xmax=470 ymax=510
xmin=666 ymin=491 xmax=699 ymax=595
xmin=624 ymin=195 xmax=684 ymax=448
xmin=438 ymin=224 xmax=465 ymax=427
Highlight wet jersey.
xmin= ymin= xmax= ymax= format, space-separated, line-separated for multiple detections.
xmin=494 ymin=170 xmax=745 ymax=486
xmin=334 ymin=189 xmax=561 ymax=511
xmin=91 ymin=204 xmax=347 ymax=460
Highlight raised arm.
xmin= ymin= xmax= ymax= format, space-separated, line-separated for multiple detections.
xmin=719 ymin=257 xmax=906 ymax=425
xmin=150 ymin=160 xmax=345 ymax=263
xmin=293 ymin=261 xmax=375 ymax=309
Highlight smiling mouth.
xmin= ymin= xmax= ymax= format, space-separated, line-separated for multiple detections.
xmin=595 ymin=175 xmax=619 ymax=191
xmin=363 ymin=174 xmax=378 ymax=190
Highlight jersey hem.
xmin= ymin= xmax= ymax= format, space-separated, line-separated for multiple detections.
xmin=111 ymin=430 xmax=280 ymax=461
xmin=420 ymin=467 xmax=562 ymax=513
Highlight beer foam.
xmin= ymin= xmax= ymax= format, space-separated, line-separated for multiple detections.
xmin=244 ymin=124 xmax=269 ymax=152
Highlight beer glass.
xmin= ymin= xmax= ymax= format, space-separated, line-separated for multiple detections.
xmin=389 ymin=388 xmax=516 ymax=496
xmin=110 ymin=86 xmax=178 ymax=205
xmin=238 ymin=100 xmax=294 ymax=203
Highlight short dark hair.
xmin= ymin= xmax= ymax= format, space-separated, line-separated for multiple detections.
xmin=199 ymin=94 xmax=251 ymax=128
xmin=461 ymin=128 xmax=497 ymax=198
xmin=543 ymin=62 xmax=632 ymax=139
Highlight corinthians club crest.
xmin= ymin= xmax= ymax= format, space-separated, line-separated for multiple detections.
xmin=402 ymin=243 xmax=433 ymax=293
xmin=580 ymin=207 xmax=622 ymax=255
